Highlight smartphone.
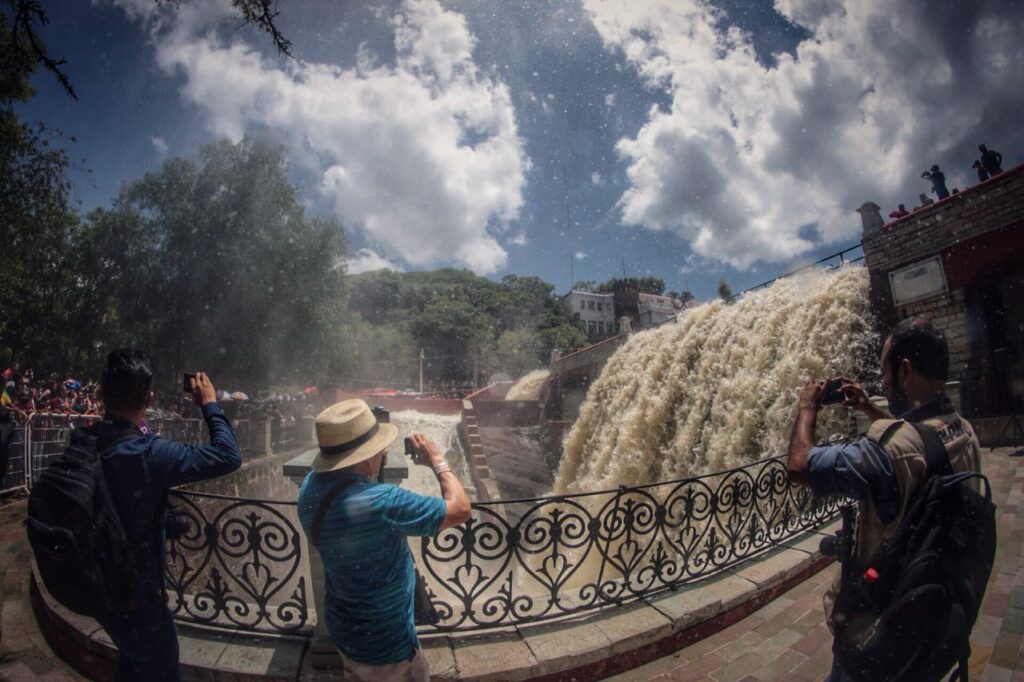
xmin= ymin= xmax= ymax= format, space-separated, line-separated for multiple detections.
xmin=183 ymin=373 xmax=196 ymax=393
xmin=819 ymin=378 xmax=846 ymax=406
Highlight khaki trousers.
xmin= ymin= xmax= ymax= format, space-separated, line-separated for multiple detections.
xmin=339 ymin=648 xmax=429 ymax=682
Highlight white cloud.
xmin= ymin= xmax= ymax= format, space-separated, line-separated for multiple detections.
xmin=123 ymin=0 xmax=528 ymax=274
xmin=150 ymin=135 xmax=168 ymax=154
xmin=345 ymin=248 xmax=405 ymax=274
xmin=584 ymin=0 xmax=1024 ymax=268
xmin=591 ymin=171 xmax=604 ymax=186
xmin=509 ymin=231 xmax=528 ymax=246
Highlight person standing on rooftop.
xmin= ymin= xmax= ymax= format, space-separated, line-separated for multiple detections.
xmin=921 ymin=165 xmax=949 ymax=200
xmin=979 ymin=144 xmax=1003 ymax=176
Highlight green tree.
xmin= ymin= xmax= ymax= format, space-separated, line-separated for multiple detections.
xmin=494 ymin=327 xmax=542 ymax=378
xmin=717 ymin=278 xmax=733 ymax=302
xmin=572 ymin=280 xmax=596 ymax=293
xmin=98 ymin=137 xmax=349 ymax=389
xmin=0 ymin=14 xmax=79 ymax=368
xmin=595 ymin=277 xmax=665 ymax=295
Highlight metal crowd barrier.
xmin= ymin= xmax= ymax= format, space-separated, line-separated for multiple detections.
xmin=0 ymin=414 xmax=206 ymax=493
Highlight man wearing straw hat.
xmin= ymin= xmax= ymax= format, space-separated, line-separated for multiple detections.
xmin=297 ymin=399 xmax=471 ymax=681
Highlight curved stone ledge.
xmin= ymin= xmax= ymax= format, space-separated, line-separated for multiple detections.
xmin=419 ymin=520 xmax=839 ymax=681
xmin=33 ymin=521 xmax=838 ymax=681
xmin=30 ymin=562 xmax=307 ymax=682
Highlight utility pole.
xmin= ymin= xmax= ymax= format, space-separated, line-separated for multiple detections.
xmin=419 ymin=348 xmax=424 ymax=395
xmin=621 ymin=257 xmax=627 ymax=279
xmin=562 ymin=164 xmax=574 ymax=288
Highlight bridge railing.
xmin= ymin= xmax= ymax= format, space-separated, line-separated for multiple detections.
xmin=12 ymin=415 xmax=838 ymax=636
xmin=418 ymin=456 xmax=840 ymax=631
xmin=165 ymin=489 xmax=312 ymax=635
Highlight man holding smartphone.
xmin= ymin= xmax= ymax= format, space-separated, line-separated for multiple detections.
xmin=297 ymin=399 xmax=471 ymax=682
xmin=93 ymin=350 xmax=242 ymax=681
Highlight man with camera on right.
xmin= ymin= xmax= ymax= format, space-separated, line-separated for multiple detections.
xmin=787 ymin=318 xmax=990 ymax=681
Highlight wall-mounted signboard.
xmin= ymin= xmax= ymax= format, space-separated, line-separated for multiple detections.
xmin=889 ymin=255 xmax=948 ymax=306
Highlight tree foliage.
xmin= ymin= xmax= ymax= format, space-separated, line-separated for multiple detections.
xmin=595 ymin=276 xmax=665 ymax=296
xmin=94 ymin=137 xmax=349 ymax=388
xmin=717 ymin=278 xmax=733 ymax=302
xmin=1 ymin=0 xmax=292 ymax=100
xmin=2 ymin=134 xmax=350 ymax=389
xmin=346 ymin=269 xmax=585 ymax=385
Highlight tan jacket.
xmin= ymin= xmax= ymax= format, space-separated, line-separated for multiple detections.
xmin=824 ymin=409 xmax=981 ymax=634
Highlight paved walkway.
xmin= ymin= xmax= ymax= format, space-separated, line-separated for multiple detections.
xmin=609 ymin=447 xmax=1024 ymax=682
xmin=0 ymin=491 xmax=84 ymax=681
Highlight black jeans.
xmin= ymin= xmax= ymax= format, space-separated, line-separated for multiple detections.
xmin=99 ymin=603 xmax=180 ymax=682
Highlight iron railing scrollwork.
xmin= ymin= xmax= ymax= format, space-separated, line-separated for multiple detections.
xmin=164 ymin=490 xmax=311 ymax=635
xmin=419 ymin=457 xmax=840 ymax=631
xmin=9 ymin=416 xmax=839 ymax=636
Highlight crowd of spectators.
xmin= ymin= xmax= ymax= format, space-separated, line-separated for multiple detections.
xmin=1 ymin=360 xmax=317 ymax=429
xmin=1 ymin=362 xmax=102 ymax=422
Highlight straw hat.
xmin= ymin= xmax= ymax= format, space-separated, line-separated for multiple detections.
xmin=311 ymin=399 xmax=397 ymax=472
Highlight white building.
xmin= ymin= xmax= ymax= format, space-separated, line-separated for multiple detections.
xmin=564 ymin=290 xmax=617 ymax=339
xmin=637 ymin=292 xmax=686 ymax=329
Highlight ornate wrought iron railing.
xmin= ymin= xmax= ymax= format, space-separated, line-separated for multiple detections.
xmin=418 ymin=457 xmax=840 ymax=631
xmin=165 ymin=489 xmax=311 ymax=636
xmin=155 ymin=456 xmax=836 ymax=636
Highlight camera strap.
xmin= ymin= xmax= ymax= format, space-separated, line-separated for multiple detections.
xmin=310 ymin=478 xmax=360 ymax=549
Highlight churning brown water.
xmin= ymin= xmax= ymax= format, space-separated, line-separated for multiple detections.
xmin=506 ymin=369 xmax=550 ymax=401
xmin=555 ymin=265 xmax=876 ymax=494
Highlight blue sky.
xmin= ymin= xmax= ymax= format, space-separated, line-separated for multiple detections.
xmin=17 ymin=0 xmax=1024 ymax=300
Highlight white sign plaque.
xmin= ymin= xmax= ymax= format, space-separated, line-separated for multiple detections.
xmin=889 ymin=256 xmax=948 ymax=306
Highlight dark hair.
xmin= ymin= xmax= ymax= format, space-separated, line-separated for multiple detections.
xmin=101 ymin=349 xmax=153 ymax=411
xmin=887 ymin=318 xmax=949 ymax=382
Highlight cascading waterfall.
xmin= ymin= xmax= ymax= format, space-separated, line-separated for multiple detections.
xmin=506 ymin=369 xmax=550 ymax=401
xmin=555 ymin=265 xmax=877 ymax=494
xmin=388 ymin=410 xmax=473 ymax=497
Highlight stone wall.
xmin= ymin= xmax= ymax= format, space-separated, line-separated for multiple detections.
xmin=860 ymin=164 xmax=1024 ymax=417
xmin=465 ymin=382 xmax=513 ymax=401
xmin=458 ymin=401 xmax=499 ymax=501
xmin=333 ymin=392 xmax=463 ymax=416
xmin=472 ymin=400 xmax=543 ymax=427
xmin=862 ymin=165 xmax=1024 ymax=275
xmin=181 ymin=444 xmax=310 ymax=500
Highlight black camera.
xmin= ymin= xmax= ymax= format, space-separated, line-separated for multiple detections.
xmin=164 ymin=509 xmax=189 ymax=541
xmin=404 ymin=436 xmax=417 ymax=461
xmin=819 ymin=378 xmax=846 ymax=406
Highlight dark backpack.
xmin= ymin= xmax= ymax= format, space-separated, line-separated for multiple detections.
xmin=833 ymin=422 xmax=996 ymax=682
xmin=27 ymin=425 xmax=149 ymax=620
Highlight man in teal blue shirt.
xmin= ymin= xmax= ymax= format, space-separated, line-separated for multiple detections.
xmin=298 ymin=399 xmax=470 ymax=681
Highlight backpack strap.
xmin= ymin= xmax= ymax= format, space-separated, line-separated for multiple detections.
xmin=909 ymin=421 xmax=954 ymax=477
xmin=310 ymin=478 xmax=360 ymax=550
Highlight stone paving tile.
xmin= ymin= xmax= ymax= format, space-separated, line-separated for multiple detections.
xmin=612 ymin=448 xmax=1024 ymax=682
xmin=754 ymin=648 xmax=809 ymax=680
xmin=0 ymin=494 xmax=86 ymax=682
xmin=711 ymin=650 xmax=764 ymax=682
